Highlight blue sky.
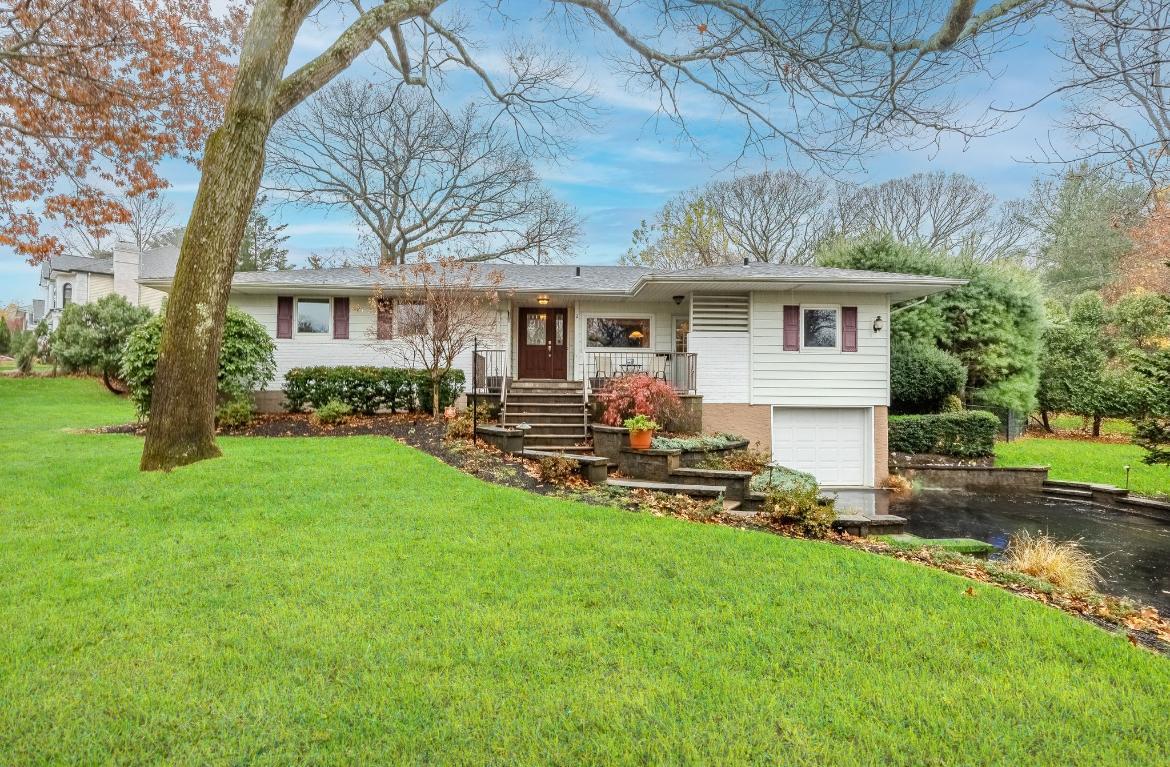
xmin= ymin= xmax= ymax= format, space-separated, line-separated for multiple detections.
xmin=1 ymin=5 xmax=1069 ymax=305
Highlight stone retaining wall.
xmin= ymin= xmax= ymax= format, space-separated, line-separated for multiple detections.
xmin=893 ymin=463 xmax=1049 ymax=492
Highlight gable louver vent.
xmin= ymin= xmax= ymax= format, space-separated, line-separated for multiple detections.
xmin=691 ymin=294 xmax=750 ymax=332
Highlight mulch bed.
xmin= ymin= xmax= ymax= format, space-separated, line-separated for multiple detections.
xmin=1023 ymin=425 xmax=1133 ymax=444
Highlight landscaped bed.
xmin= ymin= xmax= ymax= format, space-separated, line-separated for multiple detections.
xmin=4 ymin=376 xmax=1170 ymax=765
xmin=998 ymin=436 xmax=1170 ymax=498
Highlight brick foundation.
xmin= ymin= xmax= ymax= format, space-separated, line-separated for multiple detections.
xmin=701 ymin=403 xmax=772 ymax=453
xmin=874 ymin=405 xmax=889 ymax=485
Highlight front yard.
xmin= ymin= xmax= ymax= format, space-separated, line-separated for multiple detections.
xmin=2 ymin=377 xmax=1169 ymax=765
xmin=997 ymin=438 xmax=1170 ymax=497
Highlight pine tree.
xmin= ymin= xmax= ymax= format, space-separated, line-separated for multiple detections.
xmin=236 ymin=196 xmax=291 ymax=272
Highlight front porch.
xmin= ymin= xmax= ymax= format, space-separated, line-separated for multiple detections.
xmin=471 ymin=348 xmax=698 ymax=396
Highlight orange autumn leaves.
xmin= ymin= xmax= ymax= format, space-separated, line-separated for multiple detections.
xmin=0 ymin=0 xmax=243 ymax=261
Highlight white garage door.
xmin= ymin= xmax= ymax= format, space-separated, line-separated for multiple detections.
xmin=772 ymin=407 xmax=869 ymax=487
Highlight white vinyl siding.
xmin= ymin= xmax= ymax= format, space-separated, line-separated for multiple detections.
xmin=138 ymin=285 xmax=168 ymax=313
xmin=751 ymin=291 xmax=889 ymax=407
xmin=89 ymin=274 xmax=116 ymax=302
xmin=691 ymin=332 xmax=749 ymax=403
xmin=230 ymin=292 xmax=507 ymax=386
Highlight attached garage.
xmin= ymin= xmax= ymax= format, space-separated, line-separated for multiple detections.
xmin=772 ymin=407 xmax=871 ymax=487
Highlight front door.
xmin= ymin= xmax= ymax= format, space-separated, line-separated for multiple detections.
xmin=518 ymin=307 xmax=567 ymax=379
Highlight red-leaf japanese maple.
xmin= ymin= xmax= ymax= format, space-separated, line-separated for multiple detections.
xmin=0 ymin=0 xmax=241 ymax=261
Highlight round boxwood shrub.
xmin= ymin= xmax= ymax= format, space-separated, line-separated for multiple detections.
xmin=890 ymin=340 xmax=967 ymax=414
xmin=122 ymin=307 xmax=276 ymax=417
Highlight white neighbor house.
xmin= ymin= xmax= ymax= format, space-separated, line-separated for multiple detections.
xmin=37 ymin=242 xmax=178 ymax=328
xmin=139 ymin=258 xmax=962 ymax=489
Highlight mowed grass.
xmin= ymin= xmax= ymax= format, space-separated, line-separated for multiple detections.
xmin=1045 ymin=414 xmax=1135 ymax=437
xmin=2 ymin=379 xmax=1169 ymax=766
xmin=998 ymin=438 xmax=1170 ymax=497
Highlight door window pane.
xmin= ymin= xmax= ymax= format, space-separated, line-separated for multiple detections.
xmin=674 ymin=317 xmax=689 ymax=353
xmin=555 ymin=314 xmax=564 ymax=345
xmin=802 ymin=308 xmax=838 ymax=348
xmin=297 ymin=298 xmax=330 ymax=334
xmin=586 ymin=318 xmax=650 ymax=348
xmin=527 ymin=313 xmax=547 ymax=345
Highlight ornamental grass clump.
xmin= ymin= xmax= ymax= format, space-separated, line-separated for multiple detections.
xmin=1003 ymin=531 xmax=1101 ymax=594
xmin=595 ymin=374 xmax=680 ymax=426
xmin=761 ymin=479 xmax=835 ymax=538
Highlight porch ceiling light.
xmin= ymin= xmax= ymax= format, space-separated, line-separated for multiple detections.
xmin=873 ymin=315 xmax=884 ymax=332
xmin=672 ymin=294 xmax=685 ymax=305
xmin=537 ymin=295 xmax=550 ymax=305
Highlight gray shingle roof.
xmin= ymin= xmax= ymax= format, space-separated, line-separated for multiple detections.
xmin=211 ymin=259 xmax=959 ymax=293
xmin=139 ymin=245 xmax=180 ymax=280
xmin=654 ymin=261 xmax=959 ymax=283
xmin=47 ymin=254 xmax=114 ymax=275
xmin=227 ymin=263 xmax=654 ymax=293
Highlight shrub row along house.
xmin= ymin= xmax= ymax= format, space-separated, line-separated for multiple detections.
xmin=99 ymin=248 xmax=959 ymax=488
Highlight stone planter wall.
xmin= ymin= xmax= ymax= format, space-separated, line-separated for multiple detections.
xmin=591 ymin=423 xmax=630 ymax=461
xmin=474 ymin=424 xmax=525 ymax=454
xmin=617 ymin=448 xmax=681 ymax=481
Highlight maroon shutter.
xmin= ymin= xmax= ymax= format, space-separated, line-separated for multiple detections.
xmin=842 ymin=306 xmax=858 ymax=352
xmin=783 ymin=305 xmax=800 ymax=351
xmin=333 ymin=297 xmax=350 ymax=339
xmin=276 ymin=296 xmax=293 ymax=339
xmin=376 ymin=299 xmax=393 ymax=340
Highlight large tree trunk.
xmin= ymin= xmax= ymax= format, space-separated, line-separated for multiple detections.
xmin=1040 ymin=410 xmax=1052 ymax=433
xmin=140 ymin=1 xmax=300 ymax=470
xmin=1092 ymin=414 xmax=1103 ymax=437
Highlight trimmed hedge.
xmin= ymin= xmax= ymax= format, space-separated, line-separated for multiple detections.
xmin=284 ymin=366 xmax=465 ymax=414
xmin=888 ymin=411 xmax=1000 ymax=458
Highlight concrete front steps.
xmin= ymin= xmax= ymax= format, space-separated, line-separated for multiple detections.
xmin=502 ymin=380 xmax=590 ymax=451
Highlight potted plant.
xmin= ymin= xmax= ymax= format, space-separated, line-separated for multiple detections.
xmin=623 ymin=414 xmax=661 ymax=450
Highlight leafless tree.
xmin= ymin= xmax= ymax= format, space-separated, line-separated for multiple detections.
xmin=1035 ymin=0 xmax=1170 ymax=191
xmin=265 ymin=80 xmax=579 ymax=264
xmin=831 ymin=172 xmax=1029 ymax=261
xmin=144 ymin=0 xmax=1056 ymax=469
xmin=704 ymin=171 xmax=832 ymax=264
xmin=370 ymin=257 xmax=504 ymax=416
xmin=120 ymin=194 xmax=176 ymax=250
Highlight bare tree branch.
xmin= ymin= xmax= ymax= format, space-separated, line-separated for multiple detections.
xmin=265 ymin=79 xmax=580 ymax=264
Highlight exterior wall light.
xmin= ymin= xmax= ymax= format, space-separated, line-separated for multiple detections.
xmin=872 ymin=315 xmax=884 ymax=332
xmin=673 ymin=295 xmax=685 ymax=305
xmin=537 ymin=295 xmax=550 ymax=305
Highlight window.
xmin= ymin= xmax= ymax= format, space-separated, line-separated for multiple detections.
xmin=61 ymin=283 xmax=72 ymax=307
xmin=586 ymin=317 xmax=650 ymax=348
xmin=526 ymin=312 xmax=547 ymax=345
xmin=673 ymin=316 xmax=689 ymax=353
xmin=395 ymin=302 xmax=428 ymax=336
xmin=296 ymin=298 xmax=330 ymax=334
xmin=802 ymin=307 xmax=838 ymax=349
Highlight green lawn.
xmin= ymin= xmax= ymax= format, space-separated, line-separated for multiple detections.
xmin=998 ymin=438 xmax=1170 ymax=497
xmin=2 ymin=378 xmax=1169 ymax=765
xmin=1045 ymin=414 xmax=1135 ymax=436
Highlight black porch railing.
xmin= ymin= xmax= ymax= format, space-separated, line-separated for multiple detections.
xmin=584 ymin=351 xmax=697 ymax=393
xmin=472 ymin=349 xmax=507 ymax=395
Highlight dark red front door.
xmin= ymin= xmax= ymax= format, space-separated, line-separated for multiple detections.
xmin=518 ymin=307 xmax=567 ymax=379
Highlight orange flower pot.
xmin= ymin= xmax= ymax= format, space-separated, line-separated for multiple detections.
xmin=628 ymin=428 xmax=654 ymax=450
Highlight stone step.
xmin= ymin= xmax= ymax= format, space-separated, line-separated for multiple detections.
xmin=526 ymin=445 xmax=594 ymax=453
xmin=1043 ymin=487 xmax=1094 ymax=500
xmin=500 ymin=416 xmax=582 ymax=427
xmin=723 ymin=499 xmax=742 ymax=512
xmin=510 ymin=380 xmax=584 ymax=391
xmin=606 ymin=478 xmax=728 ymax=498
xmin=1043 ymin=479 xmax=1091 ymax=490
xmin=503 ymin=423 xmax=588 ymax=436
xmin=524 ymin=432 xmax=589 ymax=441
xmin=506 ymin=395 xmax=585 ymax=406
